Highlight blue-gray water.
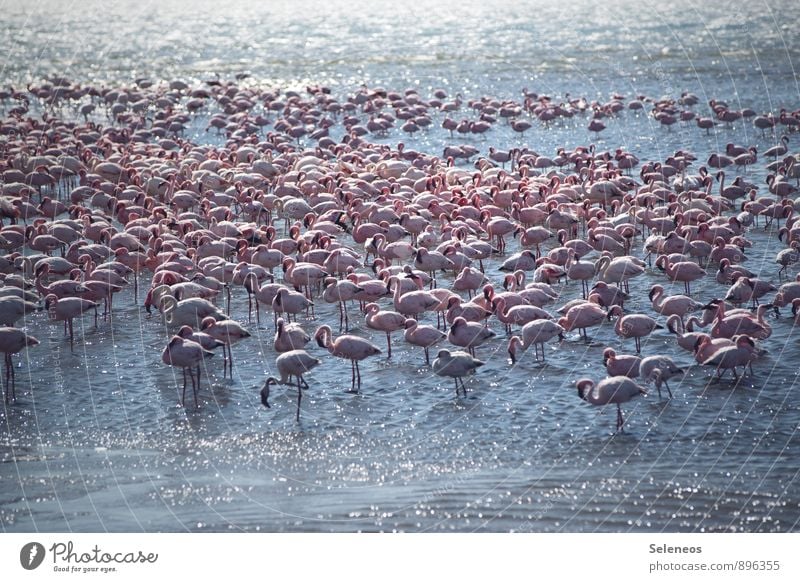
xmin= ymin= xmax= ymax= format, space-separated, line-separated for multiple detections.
xmin=1 ymin=0 xmax=800 ymax=532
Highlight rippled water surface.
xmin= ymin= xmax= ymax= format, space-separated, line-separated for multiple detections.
xmin=1 ymin=0 xmax=800 ymax=532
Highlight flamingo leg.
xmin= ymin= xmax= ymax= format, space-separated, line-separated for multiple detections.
xmin=386 ymin=332 xmax=392 ymax=358
xmin=296 ymin=384 xmax=302 ymax=422
xmin=356 ymin=360 xmax=362 ymax=391
xmin=616 ymin=404 xmax=625 ymax=433
xmin=181 ymin=367 xmax=188 ymax=406
xmin=423 ymin=347 xmax=430 ymax=365
xmin=664 ymin=379 xmax=673 ymax=399
xmin=190 ymin=367 xmax=199 ymax=408
xmin=68 ymin=318 xmax=74 ymax=351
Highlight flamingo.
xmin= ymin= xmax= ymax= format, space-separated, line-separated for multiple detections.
xmin=507 ymin=319 xmax=564 ymax=363
xmin=314 ymin=325 xmax=381 ymax=393
xmin=432 ymin=349 xmax=484 ymax=397
xmin=44 ymin=294 xmax=99 ymax=350
xmin=364 ymin=302 xmax=407 ymax=358
xmin=158 ymin=294 xmax=227 ymax=327
xmin=558 ymin=296 xmax=607 ymax=340
xmin=403 ymin=319 xmax=446 ymax=364
xmin=388 ymin=275 xmax=439 ymax=319
xmin=576 ymin=376 xmax=647 ymax=433
xmin=260 ymin=349 xmax=322 ymax=421
xmin=649 ymin=284 xmax=702 ymax=318
xmin=608 ymin=305 xmax=662 ymax=353
xmin=273 ymin=318 xmax=311 ymax=353
xmin=639 ymin=355 xmax=683 ymax=398
xmin=161 ymin=335 xmax=214 ymax=407
xmin=655 ymin=254 xmax=706 ymax=295
xmin=200 ymin=317 xmax=251 ymax=378
xmin=272 ymin=287 xmax=314 ymax=325
xmin=0 ymin=295 xmax=40 ymax=326
xmin=702 ymin=334 xmax=759 ymax=379
xmin=447 ymin=316 xmax=496 ymax=356
xmin=0 ymin=327 xmax=39 ymax=403
xmin=602 ymin=348 xmax=641 ymax=378
xmin=321 ymin=277 xmax=363 ymax=331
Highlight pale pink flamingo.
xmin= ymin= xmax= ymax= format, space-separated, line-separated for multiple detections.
xmin=649 ymin=285 xmax=702 ymax=317
xmin=44 ymin=294 xmax=98 ymax=349
xmin=161 ymin=335 xmax=214 ymax=407
xmin=444 ymin=296 xmax=493 ymax=324
xmin=482 ymin=212 xmax=516 ymax=252
xmin=321 ymin=277 xmax=363 ymax=331
xmin=558 ymin=296 xmax=607 ymax=339
xmin=639 ymin=355 xmax=683 ymax=398
xmin=791 ymin=298 xmax=800 ymax=323
xmin=775 ymin=241 xmax=800 ymax=278
xmin=403 ymin=319 xmax=446 ymax=364
xmin=0 ymin=327 xmax=39 ymax=403
xmin=414 ymin=247 xmax=454 ymax=287
xmin=594 ymin=255 xmax=645 ymax=293
xmin=576 ymin=376 xmax=647 ymax=433
xmin=666 ymin=314 xmax=707 ymax=351
xmin=432 ymin=349 xmax=484 ymax=397
xmin=0 ymin=296 xmax=39 ymax=326
xmin=364 ymin=302 xmax=407 ymax=358
xmin=389 ymin=276 xmax=439 ymax=319
xmin=159 ymin=294 xmax=227 ymax=327
xmin=608 ymin=305 xmax=662 ymax=353
xmin=710 ymin=302 xmax=771 ymax=339
xmin=272 ymin=287 xmax=313 ymax=326
xmin=702 ymin=334 xmax=759 ymax=379
xmin=602 ymin=348 xmax=641 ymax=378
xmin=655 ymin=254 xmax=706 ymax=294
xmin=453 ymin=266 xmax=488 ymax=298
xmin=507 ymin=319 xmax=564 ymax=363
xmin=314 ymin=324 xmax=381 ymax=393
xmin=588 ymin=280 xmax=630 ymax=308
xmin=200 ymin=317 xmax=251 ymax=377
xmin=566 ymin=252 xmax=596 ymax=299
xmin=447 ymin=316 xmax=496 ymax=356
xmin=492 ymin=296 xmax=551 ymax=333
xmin=274 ymin=318 xmax=311 ymax=353
xmin=260 ymin=349 xmax=322 ymax=421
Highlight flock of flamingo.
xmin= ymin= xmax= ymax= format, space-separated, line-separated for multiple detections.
xmin=1 ymin=77 xmax=800 ymax=432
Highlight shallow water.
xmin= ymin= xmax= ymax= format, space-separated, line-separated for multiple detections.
xmin=1 ymin=0 xmax=800 ymax=532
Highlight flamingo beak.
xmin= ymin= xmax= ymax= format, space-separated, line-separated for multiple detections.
xmin=260 ymin=384 xmax=271 ymax=408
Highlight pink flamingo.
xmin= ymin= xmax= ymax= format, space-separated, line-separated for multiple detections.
xmin=388 ymin=276 xmax=439 ymax=319
xmin=44 ymin=294 xmax=98 ymax=350
xmin=608 ymin=305 xmax=662 ymax=353
xmin=161 ymin=335 xmax=214 ymax=407
xmin=702 ymin=335 xmax=759 ymax=379
xmin=432 ymin=349 xmax=484 ymax=397
xmin=639 ymin=355 xmax=683 ymax=398
xmin=260 ymin=349 xmax=322 ymax=421
xmin=576 ymin=376 xmax=647 ymax=433
xmin=558 ymin=296 xmax=607 ymax=340
xmin=649 ymin=285 xmax=702 ymax=318
xmin=447 ymin=316 xmax=496 ymax=356
xmin=655 ymin=254 xmax=706 ymax=294
xmin=273 ymin=318 xmax=311 ymax=353
xmin=507 ymin=319 xmax=564 ymax=363
xmin=200 ymin=317 xmax=251 ymax=377
xmin=321 ymin=277 xmax=363 ymax=332
xmin=602 ymin=348 xmax=641 ymax=378
xmin=314 ymin=325 xmax=381 ymax=393
xmin=0 ymin=327 xmax=39 ymax=403
xmin=403 ymin=319 xmax=446 ymax=364
xmin=364 ymin=302 xmax=407 ymax=358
